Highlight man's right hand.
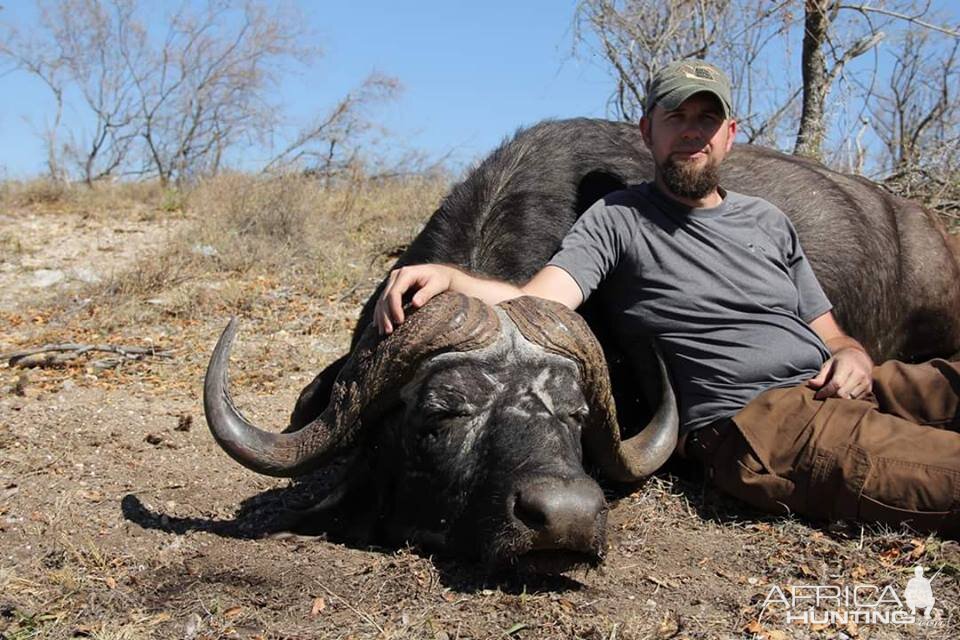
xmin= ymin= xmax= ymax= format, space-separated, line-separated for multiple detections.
xmin=373 ymin=263 xmax=582 ymax=335
xmin=375 ymin=264 xmax=457 ymax=335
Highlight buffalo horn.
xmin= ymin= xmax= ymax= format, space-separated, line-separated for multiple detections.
xmin=204 ymin=291 xmax=501 ymax=477
xmin=501 ymin=296 xmax=679 ymax=482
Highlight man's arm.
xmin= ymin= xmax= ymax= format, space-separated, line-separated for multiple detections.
xmin=375 ymin=264 xmax=583 ymax=334
xmin=806 ymin=311 xmax=874 ymax=400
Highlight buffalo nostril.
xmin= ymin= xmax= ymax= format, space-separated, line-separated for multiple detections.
xmin=514 ymin=490 xmax=549 ymax=529
xmin=512 ymin=478 xmax=605 ymax=547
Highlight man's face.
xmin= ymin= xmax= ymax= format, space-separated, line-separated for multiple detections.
xmin=640 ymin=92 xmax=737 ymax=201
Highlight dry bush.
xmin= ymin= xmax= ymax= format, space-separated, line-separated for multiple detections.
xmin=4 ymin=178 xmax=69 ymax=207
xmin=0 ymin=228 xmax=25 ymax=261
xmin=885 ymin=169 xmax=960 ymax=234
xmin=190 ymin=173 xmax=320 ymax=242
xmin=82 ymin=171 xmax=450 ymax=327
xmin=0 ymin=177 xmax=177 ymax=219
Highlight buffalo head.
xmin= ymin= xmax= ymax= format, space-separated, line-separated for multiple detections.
xmin=204 ymin=292 xmax=678 ymax=570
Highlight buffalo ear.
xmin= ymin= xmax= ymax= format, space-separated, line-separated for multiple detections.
xmin=287 ymin=353 xmax=351 ymax=433
xmin=272 ymin=452 xmax=384 ymax=542
xmin=284 ymin=402 xmax=406 ymax=542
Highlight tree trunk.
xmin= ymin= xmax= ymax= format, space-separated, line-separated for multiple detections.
xmin=795 ymin=0 xmax=832 ymax=160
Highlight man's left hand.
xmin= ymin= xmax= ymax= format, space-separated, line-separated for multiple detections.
xmin=807 ymin=347 xmax=874 ymax=400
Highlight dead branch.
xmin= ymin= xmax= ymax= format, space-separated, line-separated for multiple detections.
xmin=4 ymin=343 xmax=174 ymax=369
xmin=839 ymin=4 xmax=960 ymax=38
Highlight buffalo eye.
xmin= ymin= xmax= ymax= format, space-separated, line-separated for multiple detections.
xmin=420 ymin=394 xmax=475 ymax=431
xmin=421 ymin=385 xmax=474 ymax=413
xmin=423 ymin=406 xmax=473 ymax=421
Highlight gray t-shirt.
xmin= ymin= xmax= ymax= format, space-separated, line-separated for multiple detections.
xmin=547 ymin=183 xmax=833 ymax=433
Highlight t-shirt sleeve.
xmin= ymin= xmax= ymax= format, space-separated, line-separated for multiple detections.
xmin=782 ymin=216 xmax=833 ymax=322
xmin=546 ymin=199 xmax=630 ymax=303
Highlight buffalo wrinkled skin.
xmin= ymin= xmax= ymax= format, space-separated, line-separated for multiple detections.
xmin=388 ymin=322 xmax=606 ymax=568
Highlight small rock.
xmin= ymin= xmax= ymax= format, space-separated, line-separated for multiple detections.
xmin=31 ymin=269 xmax=65 ymax=288
xmin=145 ymin=433 xmax=164 ymax=445
xmin=183 ymin=612 xmax=202 ymax=640
xmin=192 ymin=244 xmax=218 ymax=257
xmin=13 ymin=374 xmax=28 ymax=397
xmin=61 ymin=379 xmax=76 ymax=392
xmin=70 ymin=266 xmax=101 ymax=284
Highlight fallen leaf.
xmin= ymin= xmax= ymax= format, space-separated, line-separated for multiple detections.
xmin=223 ymin=606 xmax=242 ymax=619
xmin=878 ymin=548 xmax=901 ymax=567
xmin=104 ymin=576 xmax=117 ymax=589
xmin=743 ymin=620 xmax=763 ymax=634
xmin=310 ymin=597 xmax=326 ymax=617
xmin=908 ymin=539 xmax=926 ymax=559
xmin=656 ymin=611 xmax=680 ymax=639
xmin=503 ymin=622 xmax=528 ymax=636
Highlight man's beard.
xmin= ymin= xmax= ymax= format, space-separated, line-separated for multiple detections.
xmin=659 ymin=154 xmax=720 ymax=201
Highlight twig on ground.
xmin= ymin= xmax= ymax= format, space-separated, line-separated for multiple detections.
xmin=4 ymin=343 xmax=174 ymax=369
xmin=315 ymin=580 xmax=385 ymax=635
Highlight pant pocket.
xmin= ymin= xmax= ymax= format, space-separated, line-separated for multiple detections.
xmin=711 ymin=423 xmax=798 ymax=516
xmin=858 ymin=495 xmax=955 ymax=536
xmin=858 ymin=456 xmax=960 ymax=535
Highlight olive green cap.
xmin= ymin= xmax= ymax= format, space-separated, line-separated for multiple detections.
xmin=644 ymin=59 xmax=732 ymax=119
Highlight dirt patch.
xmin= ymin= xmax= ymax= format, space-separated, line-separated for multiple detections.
xmin=1 ymin=182 xmax=958 ymax=639
xmin=0 ymin=209 xmax=189 ymax=313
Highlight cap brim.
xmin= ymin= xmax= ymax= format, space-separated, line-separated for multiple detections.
xmin=658 ymin=88 xmax=731 ymax=119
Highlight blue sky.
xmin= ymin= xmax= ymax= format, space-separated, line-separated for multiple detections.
xmin=0 ymin=0 xmax=613 ymax=178
xmin=1 ymin=1 xmax=958 ymax=179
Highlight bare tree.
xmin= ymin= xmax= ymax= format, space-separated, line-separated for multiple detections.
xmin=54 ymin=0 xmax=142 ymax=184
xmin=117 ymin=1 xmax=314 ymax=185
xmin=869 ymin=30 xmax=960 ymax=222
xmin=263 ymin=73 xmax=401 ymax=181
xmin=2 ymin=0 xmax=399 ymax=185
xmin=794 ymin=1 xmax=886 ymax=159
xmin=0 ymin=10 xmax=69 ymax=180
xmin=1 ymin=1 xmax=148 ymax=184
xmin=575 ymin=0 xmax=960 ymax=169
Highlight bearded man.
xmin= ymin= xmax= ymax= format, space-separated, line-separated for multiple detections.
xmin=374 ymin=60 xmax=960 ymax=536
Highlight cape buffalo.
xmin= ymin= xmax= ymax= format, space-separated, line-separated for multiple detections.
xmin=205 ymin=118 xmax=960 ymax=571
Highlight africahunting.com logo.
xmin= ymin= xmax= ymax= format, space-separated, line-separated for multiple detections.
xmin=759 ymin=565 xmax=950 ymax=629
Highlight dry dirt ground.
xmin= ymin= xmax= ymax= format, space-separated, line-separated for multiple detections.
xmin=0 ymin=187 xmax=958 ymax=640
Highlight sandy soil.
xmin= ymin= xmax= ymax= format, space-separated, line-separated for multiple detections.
xmin=0 ymin=204 xmax=957 ymax=639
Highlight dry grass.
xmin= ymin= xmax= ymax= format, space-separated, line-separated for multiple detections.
xmin=0 ymin=178 xmax=175 ymax=220
xmin=46 ymin=172 xmax=452 ymax=329
xmin=2 ymin=172 xmax=959 ymax=640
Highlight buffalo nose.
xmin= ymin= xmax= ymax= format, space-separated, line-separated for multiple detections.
xmin=513 ymin=477 xmax=605 ymax=550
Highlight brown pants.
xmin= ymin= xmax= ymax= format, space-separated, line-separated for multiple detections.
xmin=685 ymin=359 xmax=960 ymax=537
